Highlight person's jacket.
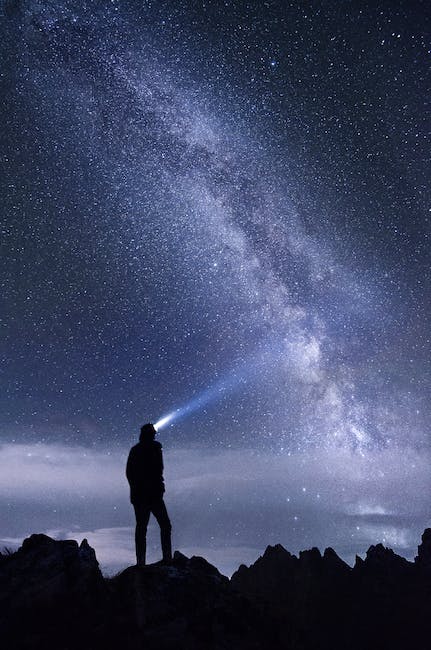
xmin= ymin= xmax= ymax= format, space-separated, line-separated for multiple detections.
xmin=126 ymin=440 xmax=165 ymax=504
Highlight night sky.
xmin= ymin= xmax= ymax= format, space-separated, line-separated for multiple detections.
xmin=1 ymin=0 xmax=430 ymax=575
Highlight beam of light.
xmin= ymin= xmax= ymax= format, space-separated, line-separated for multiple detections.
xmin=154 ymin=369 xmax=243 ymax=431
xmin=154 ymin=413 xmax=176 ymax=430
xmin=154 ymin=341 xmax=281 ymax=431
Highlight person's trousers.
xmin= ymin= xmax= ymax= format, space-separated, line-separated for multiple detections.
xmin=133 ymin=499 xmax=172 ymax=566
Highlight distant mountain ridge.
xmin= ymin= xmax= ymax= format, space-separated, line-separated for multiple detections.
xmin=232 ymin=530 xmax=431 ymax=649
xmin=1 ymin=530 xmax=430 ymax=649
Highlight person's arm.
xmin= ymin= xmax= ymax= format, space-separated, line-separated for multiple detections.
xmin=159 ymin=445 xmax=164 ymax=473
xmin=155 ymin=443 xmax=165 ymax=493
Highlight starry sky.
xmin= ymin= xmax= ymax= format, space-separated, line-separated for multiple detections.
xmin=1 ymin=0 xmax=430 ymax=575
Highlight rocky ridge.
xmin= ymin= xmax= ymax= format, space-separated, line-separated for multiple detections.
xmin=0 ymin=529 xmax=430 ymax=649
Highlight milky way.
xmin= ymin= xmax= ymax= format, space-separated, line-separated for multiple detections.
xmin=1 ymin=1 xmax=430 ymax=574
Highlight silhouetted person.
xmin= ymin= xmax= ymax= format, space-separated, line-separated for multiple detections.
xmin=126 ymin=423 xmax=172 ymax=566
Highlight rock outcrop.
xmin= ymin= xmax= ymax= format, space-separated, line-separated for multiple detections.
xmin=1 ymin=530 xmax=430 ymax=649
xmin=0 ymin=535 xmax=278 ymax=650
xmin=106 ymin=550 xmax=279 ymax=649
xmin=231 ymin=529 xmax=431 ymax=650
xmin=0 ymin=533 xmax=107 ymax=648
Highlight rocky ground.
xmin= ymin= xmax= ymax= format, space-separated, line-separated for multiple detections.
xmin=1 ymin=529 xmax=430 ymax=649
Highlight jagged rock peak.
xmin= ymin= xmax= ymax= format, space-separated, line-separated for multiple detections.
xmin=17 ymin=532 xmax=97 ymax=563
xmin=231 ymin=543 xmax=297 ymax=575
xmin=365 ymin=543 xmax=409 ymax=565
xmin=415 ymin=527 xmax=431 ymax=568
xmin=323 ymin=546 xmax=351 ymax=571
xmin=354 ymin=542 xmax=411 ymax=573
xmin=3 ymin=532 xmax=100 ymax=572
xmin=170 ymin=549 xmax=227 ymax=580
xmin=262 ymin=542 xmax=296 ymax=561
xmin=299 ymin=546 xmax=322 ymax=563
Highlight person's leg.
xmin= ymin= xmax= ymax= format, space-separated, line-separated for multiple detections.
xmin=133 ymin=503 xmax=151 ymax=566
xmin=151 ymin=499 xmax=172 ymax=562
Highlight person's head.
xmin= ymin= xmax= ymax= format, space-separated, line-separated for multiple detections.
xmin=140 ymin=422 xmax=156 ymax=442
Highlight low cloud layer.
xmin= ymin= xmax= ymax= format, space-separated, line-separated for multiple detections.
xmin=1 ymin=442 xmax=429 ymax=576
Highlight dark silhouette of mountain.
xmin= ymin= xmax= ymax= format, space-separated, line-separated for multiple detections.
xmin=1 ymin=530 xmax=430 ymax=649
xmin=0 ymin=533 xmax=278 ymax=649
xmin=231 ymin=529 xmax=431 ymax=650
